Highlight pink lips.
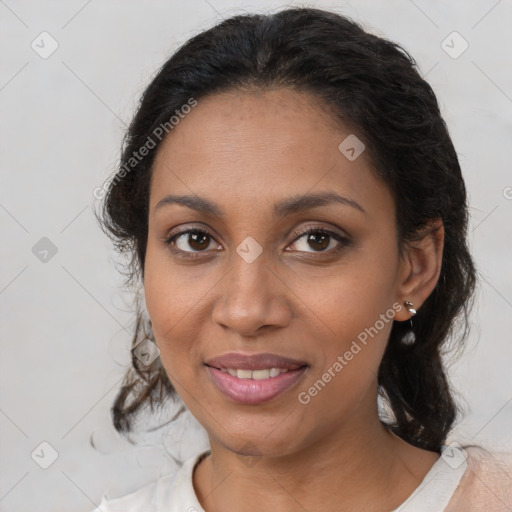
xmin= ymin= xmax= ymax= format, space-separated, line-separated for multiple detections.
xmin=205 ymin=352 xmax=307 ymax=371
xmin=205 ymin=352 xmax=308 ymax=405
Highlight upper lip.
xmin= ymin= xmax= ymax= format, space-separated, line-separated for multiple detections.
xmin=205 ymin=352 xmax=308 ymax=371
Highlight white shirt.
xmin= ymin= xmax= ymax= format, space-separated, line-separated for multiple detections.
xmin=92 ymin=444 xmax=512 ymax=511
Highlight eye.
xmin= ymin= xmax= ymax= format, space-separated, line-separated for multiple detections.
xmin=165 ymin=228 xmax=220 ymax=255
xmin=287 ymin=227 xmax=351 ymax=253
xmin=164 ymin=225 xmax=351 ymax=258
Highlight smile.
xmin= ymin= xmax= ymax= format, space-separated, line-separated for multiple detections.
xmin=217 ymin=367 xmax=290 ymax=379
xmin=206 ymin=364 xmax=308 ymax=405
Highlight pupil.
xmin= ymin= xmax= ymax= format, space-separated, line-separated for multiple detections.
xmin=190 ymin=232 xmax=209 ymax=250
xmin=309 ymin=233 xmax=329 ymax=251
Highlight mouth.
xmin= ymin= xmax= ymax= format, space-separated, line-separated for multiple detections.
xmin=204 ymin=351 xmax=308 ymax=371
xmin=205 ymin=364 xmax=307 ymax=380
xmin=204 ymin=352 xmax=309 ymax=405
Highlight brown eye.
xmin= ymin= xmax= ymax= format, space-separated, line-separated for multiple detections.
xmin=166 ymin=229 xmax=216 ymax=253
xmin=187 ymin=231 xmax=211 ymax=251
xmin=305 ymin=232 xmax=330 ymax=251
xmin=287 ymin=228 xmax=351 ymax=254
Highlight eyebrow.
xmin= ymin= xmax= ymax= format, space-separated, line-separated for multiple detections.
xmin=154 ymin=191 xmax=366 ymax=217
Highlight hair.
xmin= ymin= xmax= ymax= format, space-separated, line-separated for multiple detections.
xmin=97 ymin=7 xmax=476 ymax=453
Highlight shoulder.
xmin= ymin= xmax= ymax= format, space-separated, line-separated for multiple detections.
xmin=393 ymin=442 xmax=512 ymax=512
xmin=92 ymin=474 xmax=173 ymax=512
xmin=90 ymin=450 xmax=210 ymax=512
xmin=446 ymin=444 xmax=512 ymax=511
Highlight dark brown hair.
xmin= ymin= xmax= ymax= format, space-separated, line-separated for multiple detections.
xmin=97 ymin=7 xmax=476 ymax=452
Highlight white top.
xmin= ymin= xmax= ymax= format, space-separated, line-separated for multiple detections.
xmin=91 ymin=443 xmax=512 ymax=511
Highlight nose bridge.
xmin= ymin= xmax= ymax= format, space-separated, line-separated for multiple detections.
xmin=212 ymin=239 xmax=290 ymax=334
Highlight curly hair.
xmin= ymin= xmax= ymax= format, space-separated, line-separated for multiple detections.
xmin=97 ymin=7 xmax=476 ymax=452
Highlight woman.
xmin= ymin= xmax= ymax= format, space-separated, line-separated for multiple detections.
xmin=94 ymin=7 xmax=511 ymax=511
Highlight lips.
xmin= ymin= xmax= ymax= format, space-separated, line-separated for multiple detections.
xmin=206 ymin=365 xmax=308 ymax=405
xmin=204 ymin=352 xmax=309 ymax=404
xmin=204 ymin=352 xmax=308 ymax=371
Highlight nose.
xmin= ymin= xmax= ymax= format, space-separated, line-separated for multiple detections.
xmin=211 ymin=247 xmax=292 ymax=337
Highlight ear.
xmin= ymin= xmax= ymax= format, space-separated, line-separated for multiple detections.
xmin=394 ymin=219 xmax=444 ymax=321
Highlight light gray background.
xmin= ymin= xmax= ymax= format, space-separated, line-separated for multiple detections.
xmin=1 ymin=1 xmax=511 ymax=510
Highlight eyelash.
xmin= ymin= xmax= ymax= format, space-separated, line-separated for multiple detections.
xmin=164 ymin=225 xmax=351 ymax=259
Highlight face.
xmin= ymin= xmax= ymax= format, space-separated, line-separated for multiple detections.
xmin=144 ymin=88 xmax=407 ymax=458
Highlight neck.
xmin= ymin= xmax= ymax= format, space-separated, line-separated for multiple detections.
xmin=193 ymin=399 xmax=439 ymax=512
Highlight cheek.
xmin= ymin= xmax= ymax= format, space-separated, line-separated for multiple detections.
xmin=308 ymin=246 xmax=397 ymax=333
xmin=297 ymin=293 xmax=394 ymax=419
xmin=143 ymin=244 xmax=201 ymax=379
xmin=301 ymin=243 xmax=398 ymax=386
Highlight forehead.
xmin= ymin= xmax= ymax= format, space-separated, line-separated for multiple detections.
xmin=150 ymin=88 xmax=392 ymax=218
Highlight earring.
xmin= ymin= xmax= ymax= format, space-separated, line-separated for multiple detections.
xmin=402 ymin=300 xmax=416 ymax=345
xmin=403 ymin=301 xmax=416 ymax=316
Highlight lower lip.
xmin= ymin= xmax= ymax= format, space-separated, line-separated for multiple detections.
xmin=206 ymin=365 xmax=308 ymax=405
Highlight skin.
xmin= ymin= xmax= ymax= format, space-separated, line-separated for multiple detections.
xmin=144 ymin=87 xmax=444 ymax=512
